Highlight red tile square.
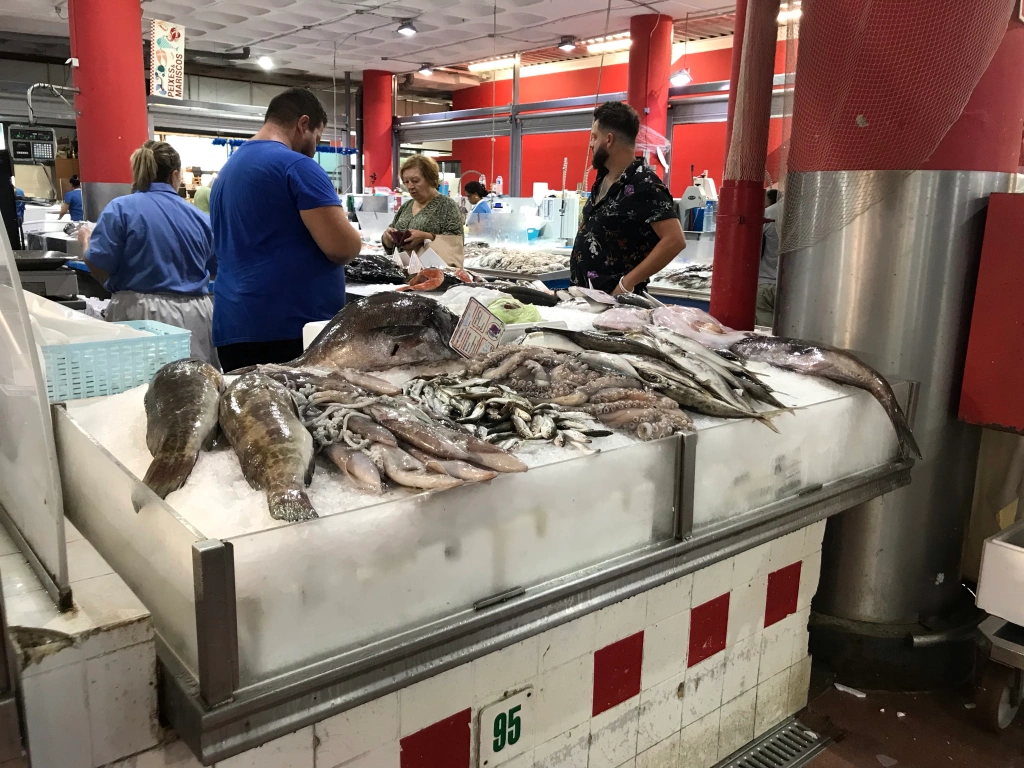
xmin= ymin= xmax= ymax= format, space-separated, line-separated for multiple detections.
xmin=592 ymin=631 xmax=644 ymax=716
xmin=765 ymin=561 xmax=802 ymax=628
xmin=688 ymin=593 xmax=730 ymax=668
xmin=400 ymin=708 xmax=472 ymax=768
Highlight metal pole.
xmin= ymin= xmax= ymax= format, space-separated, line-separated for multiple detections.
xmin=341 ymin=72 xmax=352 ymax=194
xmin=509 ymin=57 xmax=522 ymax=197
xmin=675 ymin=432 xmax=697 ymax=540
xmin=343 ymin=72 xmax=351 ymax=149
xmin=392 ymin=127 xmax=400 ymax=190
xmin=392 ymin=74 xmax=399 ymax=189
xmin=193 ymin=539 xmax=240 ymax=707
xmin=355 ymin=86 xmax=364 ymax=194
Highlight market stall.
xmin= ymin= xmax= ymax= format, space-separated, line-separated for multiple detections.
xmin=31 ymin=264 xmax=916 ymax=765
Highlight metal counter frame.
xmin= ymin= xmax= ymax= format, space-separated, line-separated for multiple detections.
xmin=158 ymin=438 xmax=911 ymax=764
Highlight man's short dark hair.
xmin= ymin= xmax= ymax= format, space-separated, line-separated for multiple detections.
xmin=464 ymin=180 xmax=488 ymax=197
xmin=265 ymin=88 xmax=329 ymax=130
xmin=593 ymin=101 xmax=640 ymax=144
xmin=766 ymin=189 xmax=779 ymax=206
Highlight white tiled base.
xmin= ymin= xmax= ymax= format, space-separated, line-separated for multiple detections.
xmin=76 ymin=520 xmax=827 ymax=768
xmin=0 ymin=522 xmax=158 ymax=768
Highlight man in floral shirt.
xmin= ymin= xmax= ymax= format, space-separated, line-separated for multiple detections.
xmin=570 ymin=101 xmax=685 ymax=294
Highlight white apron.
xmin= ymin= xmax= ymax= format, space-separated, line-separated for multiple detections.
xmin=107 ymin=290 xmax=218 ymax=368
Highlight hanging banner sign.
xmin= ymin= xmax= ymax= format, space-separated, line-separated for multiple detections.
xmin=150 ymin=20 xmax=185 ymax=99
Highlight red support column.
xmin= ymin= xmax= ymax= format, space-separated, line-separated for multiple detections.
xmin=362 ymin=70 xmax=394 ymax=191
xmin=724 ymin=0 xmax=749 ymax=155
xmin=627 ymin=14 xmax=674 ymax=145
xmin=68 ymin=0 xmax=149 ymax=219
xmin=709 ymin=0 xmax=780 ymax=330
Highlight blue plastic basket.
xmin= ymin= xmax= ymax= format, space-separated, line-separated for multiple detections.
xmin=41 ymin=320 xmax=192 ymax=403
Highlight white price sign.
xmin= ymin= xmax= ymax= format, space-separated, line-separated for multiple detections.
xmin=450 ymin=298 xmax=505 ymax=359
xmin=478 ymin=687 xmax=534 ymax=766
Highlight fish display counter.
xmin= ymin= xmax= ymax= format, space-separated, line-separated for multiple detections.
xmin=649 ymin=246 xmax=714 ymax=309
xmin=45 ymin=291 xmax=918 ymax=765
xmin=463 ymin=241 xmax=571 ymax=288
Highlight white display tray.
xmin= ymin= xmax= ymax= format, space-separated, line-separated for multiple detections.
xmin=468 ymin=266 xmax=570 ymax=283
xmin=648 ymin=283 xmax=712 ymax=302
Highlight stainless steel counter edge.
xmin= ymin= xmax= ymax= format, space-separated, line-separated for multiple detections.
xmin=160 ymin=458 xmax=912 ymax=765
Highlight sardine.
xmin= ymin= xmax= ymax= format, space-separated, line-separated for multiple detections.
xmin=220 ymin=373 xmax=318 ymax=522
xmin=323 ymin=444 xmax=383 ymax=494
xmin=731 ymin=335 xmax=922 ymax=458
xmin=143 ymin=359 xmax=223 ymax=498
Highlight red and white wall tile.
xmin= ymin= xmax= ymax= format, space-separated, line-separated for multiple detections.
xmin=119 ymin=521 xmax=825 ymax=768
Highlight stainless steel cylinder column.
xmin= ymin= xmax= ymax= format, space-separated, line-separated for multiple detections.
xmin=777 ymin=170 xmax=1010 ymax=627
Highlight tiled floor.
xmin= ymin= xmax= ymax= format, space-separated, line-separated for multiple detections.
xmin=799 ymin=670 xmax=1024 ymax=768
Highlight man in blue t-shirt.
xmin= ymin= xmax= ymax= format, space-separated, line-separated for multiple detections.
xmin=211 ymin=88 xmax=361 ymax=370
xmin=60 ymin=175 xmax=83 ymax=221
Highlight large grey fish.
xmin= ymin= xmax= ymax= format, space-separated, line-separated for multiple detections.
xmin=730 ymin=336 xmax=922 ymax=459
xmin=143 ymin=359 xmax=223 ymax=498
xmin=291 ymin=293 xmax=460 ymax=371
xmin=220 ymin=372 xmax=318 ymax=522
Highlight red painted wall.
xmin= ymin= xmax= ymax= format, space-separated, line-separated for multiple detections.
xmin=450 ymin=41 xmax=792 ymax=196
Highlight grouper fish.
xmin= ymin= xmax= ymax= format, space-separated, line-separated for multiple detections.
xmin=143 ymin=359 xmax=223 ymax=498
xmin=730 ymin=335 xmax=922 ymax=459
xmin=292 ymin=292 xmax=460 ymax=371
xmin=219 ymin=372 xmax=318 ymax=522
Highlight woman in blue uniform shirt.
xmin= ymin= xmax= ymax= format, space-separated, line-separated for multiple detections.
xmin=60 ymin=175 xmax=84 ymax=221
xmin=79 ymin=140 xmax=218 ymax=365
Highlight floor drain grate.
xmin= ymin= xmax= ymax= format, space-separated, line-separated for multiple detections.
xmin=715 ymin=718 xmax=830 ymax=768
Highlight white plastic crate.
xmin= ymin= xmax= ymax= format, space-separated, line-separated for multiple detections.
xmin=41 ymin=320 xmax=191 ymax=402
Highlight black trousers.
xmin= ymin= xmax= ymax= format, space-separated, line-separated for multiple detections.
xmin=217 ymin=338 xmax=304 ymax=372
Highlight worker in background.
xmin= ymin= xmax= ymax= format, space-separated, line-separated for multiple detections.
xmin=211 ymin=88 xmax=361 ymax=371
xmin=59 ymin=175 xmax=83 ymax=221
xmin=570 ymin=102 xmax=685 ymax=295
xmin=464 ymin=180 xmax=491 ymax=225
xmin=193 ymin=176 xmax=212 ymax=214
xmin=14 ymin=187 xmax=25 ymax=224
xmin=77 ymin=141 xmax=217 ymax=364
xmin=756 ymin=189 xmax=781 ymax=328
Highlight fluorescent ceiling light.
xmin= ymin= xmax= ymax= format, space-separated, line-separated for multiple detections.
xmin=468 ymin=56 xmax=519 ymax=73
xmin=586 ymin=38 xmax=632 ymax=54
xmin=778 ymin=2 xmax=801 ymax=22
xmin=558 ymin=36 xmax=576 ymax=52
xmin=418 ymin=64 xmax=433 ymax=76
xmin=670 ymin=68 xmax=692 ymax=87
xmin=256 ymin=56 xmax=274 ymax=70
xmin=397 ymin=20 xmax=417 ymax=36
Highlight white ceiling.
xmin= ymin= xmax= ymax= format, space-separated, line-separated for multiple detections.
xmin=0 ymin=0 xmax=730 ymax=78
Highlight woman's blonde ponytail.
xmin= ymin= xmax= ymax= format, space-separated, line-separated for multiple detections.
xmin=130 ymin=140 xmax=181 ymax=192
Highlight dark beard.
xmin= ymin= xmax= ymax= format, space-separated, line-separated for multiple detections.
xmin=592 ymin=146 xmax=609 ymax=171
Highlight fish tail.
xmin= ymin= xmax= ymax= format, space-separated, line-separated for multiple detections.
xmin=894 ymin=411 xmax=923 ymax=460
xmin=268 ymin=488 xmax=318 ymax=523
xmin=143 ymin=451 xmax=199 ymax=499
xmin=754 ymin=408 xmax=793 ymax=434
